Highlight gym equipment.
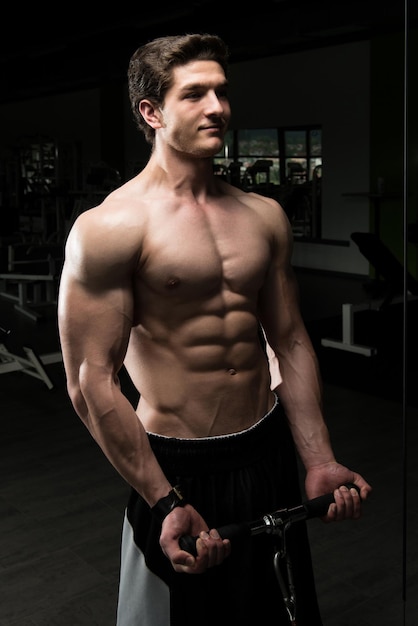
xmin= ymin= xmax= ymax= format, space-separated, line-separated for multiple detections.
xmin=321 ymin=302 xmax=378 ymax=356
xmin=0 ymin=325 xmax=61 ymax=389
xmin=350 ymin=232 xmax=418 ymax=306
xmin=242 ymin=159 xmax=274 ymax=190
xmin=0 ymin=244 xmax=62 ymax=321
xmin=321 ymin=232 xmax=418 ymax=356
xmin=180 ymin=483 xmax=360 ymax=625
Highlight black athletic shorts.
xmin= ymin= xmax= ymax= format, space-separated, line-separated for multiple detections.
xmin=116 ymin=394 xmax=323 ymax=626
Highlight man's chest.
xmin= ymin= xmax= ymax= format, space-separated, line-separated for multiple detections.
xmin=138 ymin=207 xmax=272 ymax=298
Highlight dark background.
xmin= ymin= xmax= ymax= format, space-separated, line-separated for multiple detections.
xmin=1 ymin=0 xmax=415 ymax=104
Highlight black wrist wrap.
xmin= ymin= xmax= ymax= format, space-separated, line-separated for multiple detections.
xmin=151 ymin=485 xmax=187 ymax=523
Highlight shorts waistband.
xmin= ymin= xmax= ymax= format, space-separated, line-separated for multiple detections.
xmin=147 ymin=394 xmax=285 ymax=474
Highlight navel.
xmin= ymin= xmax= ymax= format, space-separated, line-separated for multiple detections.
xmin=227 ymin=368 xmax=237 ymax=376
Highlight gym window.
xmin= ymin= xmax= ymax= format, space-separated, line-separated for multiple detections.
xmin=213 ymin=126 xmax=322 ymax=239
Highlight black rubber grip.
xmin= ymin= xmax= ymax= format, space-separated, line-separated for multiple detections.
xmin=179 ymin=534 xmax=199 ymax=555
xmin=301 ymin=491 xmax=337 ymax=518
xmin=291 ymin=482 xmax=360 ymax=520
xmin=179 ymin=483 xmax=361 ymax=556
xmin=179 ymin=522 xmax=251 ymax=556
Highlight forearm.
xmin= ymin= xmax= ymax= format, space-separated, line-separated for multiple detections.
xmin=75 ymin=369 xmax=172 ymax=506
xmin=275 ymin=338 xmax=336 ymax=470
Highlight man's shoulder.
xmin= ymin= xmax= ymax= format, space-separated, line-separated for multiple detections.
xmin=67 ymin=179 xmax=149 ymax=263
xmin=77 ymin=178 xmax=148 ymax=226
xmin=221 ymin=180 xmax=281 ymax=207
xmin=226 ymin=185 xmax=292 ymax=247
xmin=222 ymin=182 xmax=286 ymax=221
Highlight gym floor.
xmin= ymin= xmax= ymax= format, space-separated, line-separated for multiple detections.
xmin=0 ymin=269 xmax=417 ymax=625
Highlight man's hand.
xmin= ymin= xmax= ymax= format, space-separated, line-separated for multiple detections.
xmin=159 ymin=505 xmax=231 ymax=574
xmin=305 ymin=461 xmax=372 ymax=522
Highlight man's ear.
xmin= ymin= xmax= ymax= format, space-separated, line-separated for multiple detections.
xmin=139 ymin=100 xmax=163 ymax=130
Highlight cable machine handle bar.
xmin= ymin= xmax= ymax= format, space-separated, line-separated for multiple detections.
xmin=179 ymin=483 xmax=360 ymax=556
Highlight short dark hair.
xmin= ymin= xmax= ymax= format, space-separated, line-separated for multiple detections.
xmin=127 ymin=33 xmax=229 ymax=144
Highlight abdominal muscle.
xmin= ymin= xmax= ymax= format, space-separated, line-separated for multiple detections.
xmin=124 ymin=318 xmax=275 ymax=439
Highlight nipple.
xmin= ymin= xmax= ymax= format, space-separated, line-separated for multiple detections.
xmin=166 ymin=276 xmax=180 ymax=289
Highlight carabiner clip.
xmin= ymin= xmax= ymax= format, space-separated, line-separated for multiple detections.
xmin=273 ymin=533 xmax=298 ymax=625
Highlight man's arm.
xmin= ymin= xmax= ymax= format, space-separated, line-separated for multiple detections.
xmin=58 ymin=208 xmax=230 ymax=570
xmin=258 ymin=203 xmax=371 ymax=518
xmin=58 ymin=210 xmax=173 ymax=507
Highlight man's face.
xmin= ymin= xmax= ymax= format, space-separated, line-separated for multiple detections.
xmin=158 ymin=60 xmax=231 ymax=158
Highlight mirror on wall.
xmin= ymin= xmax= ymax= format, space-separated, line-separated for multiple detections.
xmin=299 ymin=9 xmax=417 ymax=625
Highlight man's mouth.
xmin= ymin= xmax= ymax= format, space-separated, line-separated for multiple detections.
xmin=200 ymin=125 xmax=223 ymax=132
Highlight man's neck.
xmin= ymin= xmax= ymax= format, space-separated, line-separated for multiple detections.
xmin=145 ymin=145 xmax=219 ymax=198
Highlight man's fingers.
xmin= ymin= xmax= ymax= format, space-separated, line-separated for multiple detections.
xmin=332 ymin=485 xmax=362 ymax=520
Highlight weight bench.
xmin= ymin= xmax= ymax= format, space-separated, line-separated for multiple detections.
xmin=0 ymin=343 xmax=62 ymax=389
xmin=0 ymin=252 xmax=62 ymax=321
xmin=321 ymin=232 xmax=418 ymax=356
xmin=0 ymin=271 xmax=58 ymax=321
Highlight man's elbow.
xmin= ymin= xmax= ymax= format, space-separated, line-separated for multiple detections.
xmin=67 ymin=380 xmax=90 ymax=424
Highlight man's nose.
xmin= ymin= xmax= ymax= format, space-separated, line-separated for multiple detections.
xmin=204 ymin=91 xmax=224 ymax=115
